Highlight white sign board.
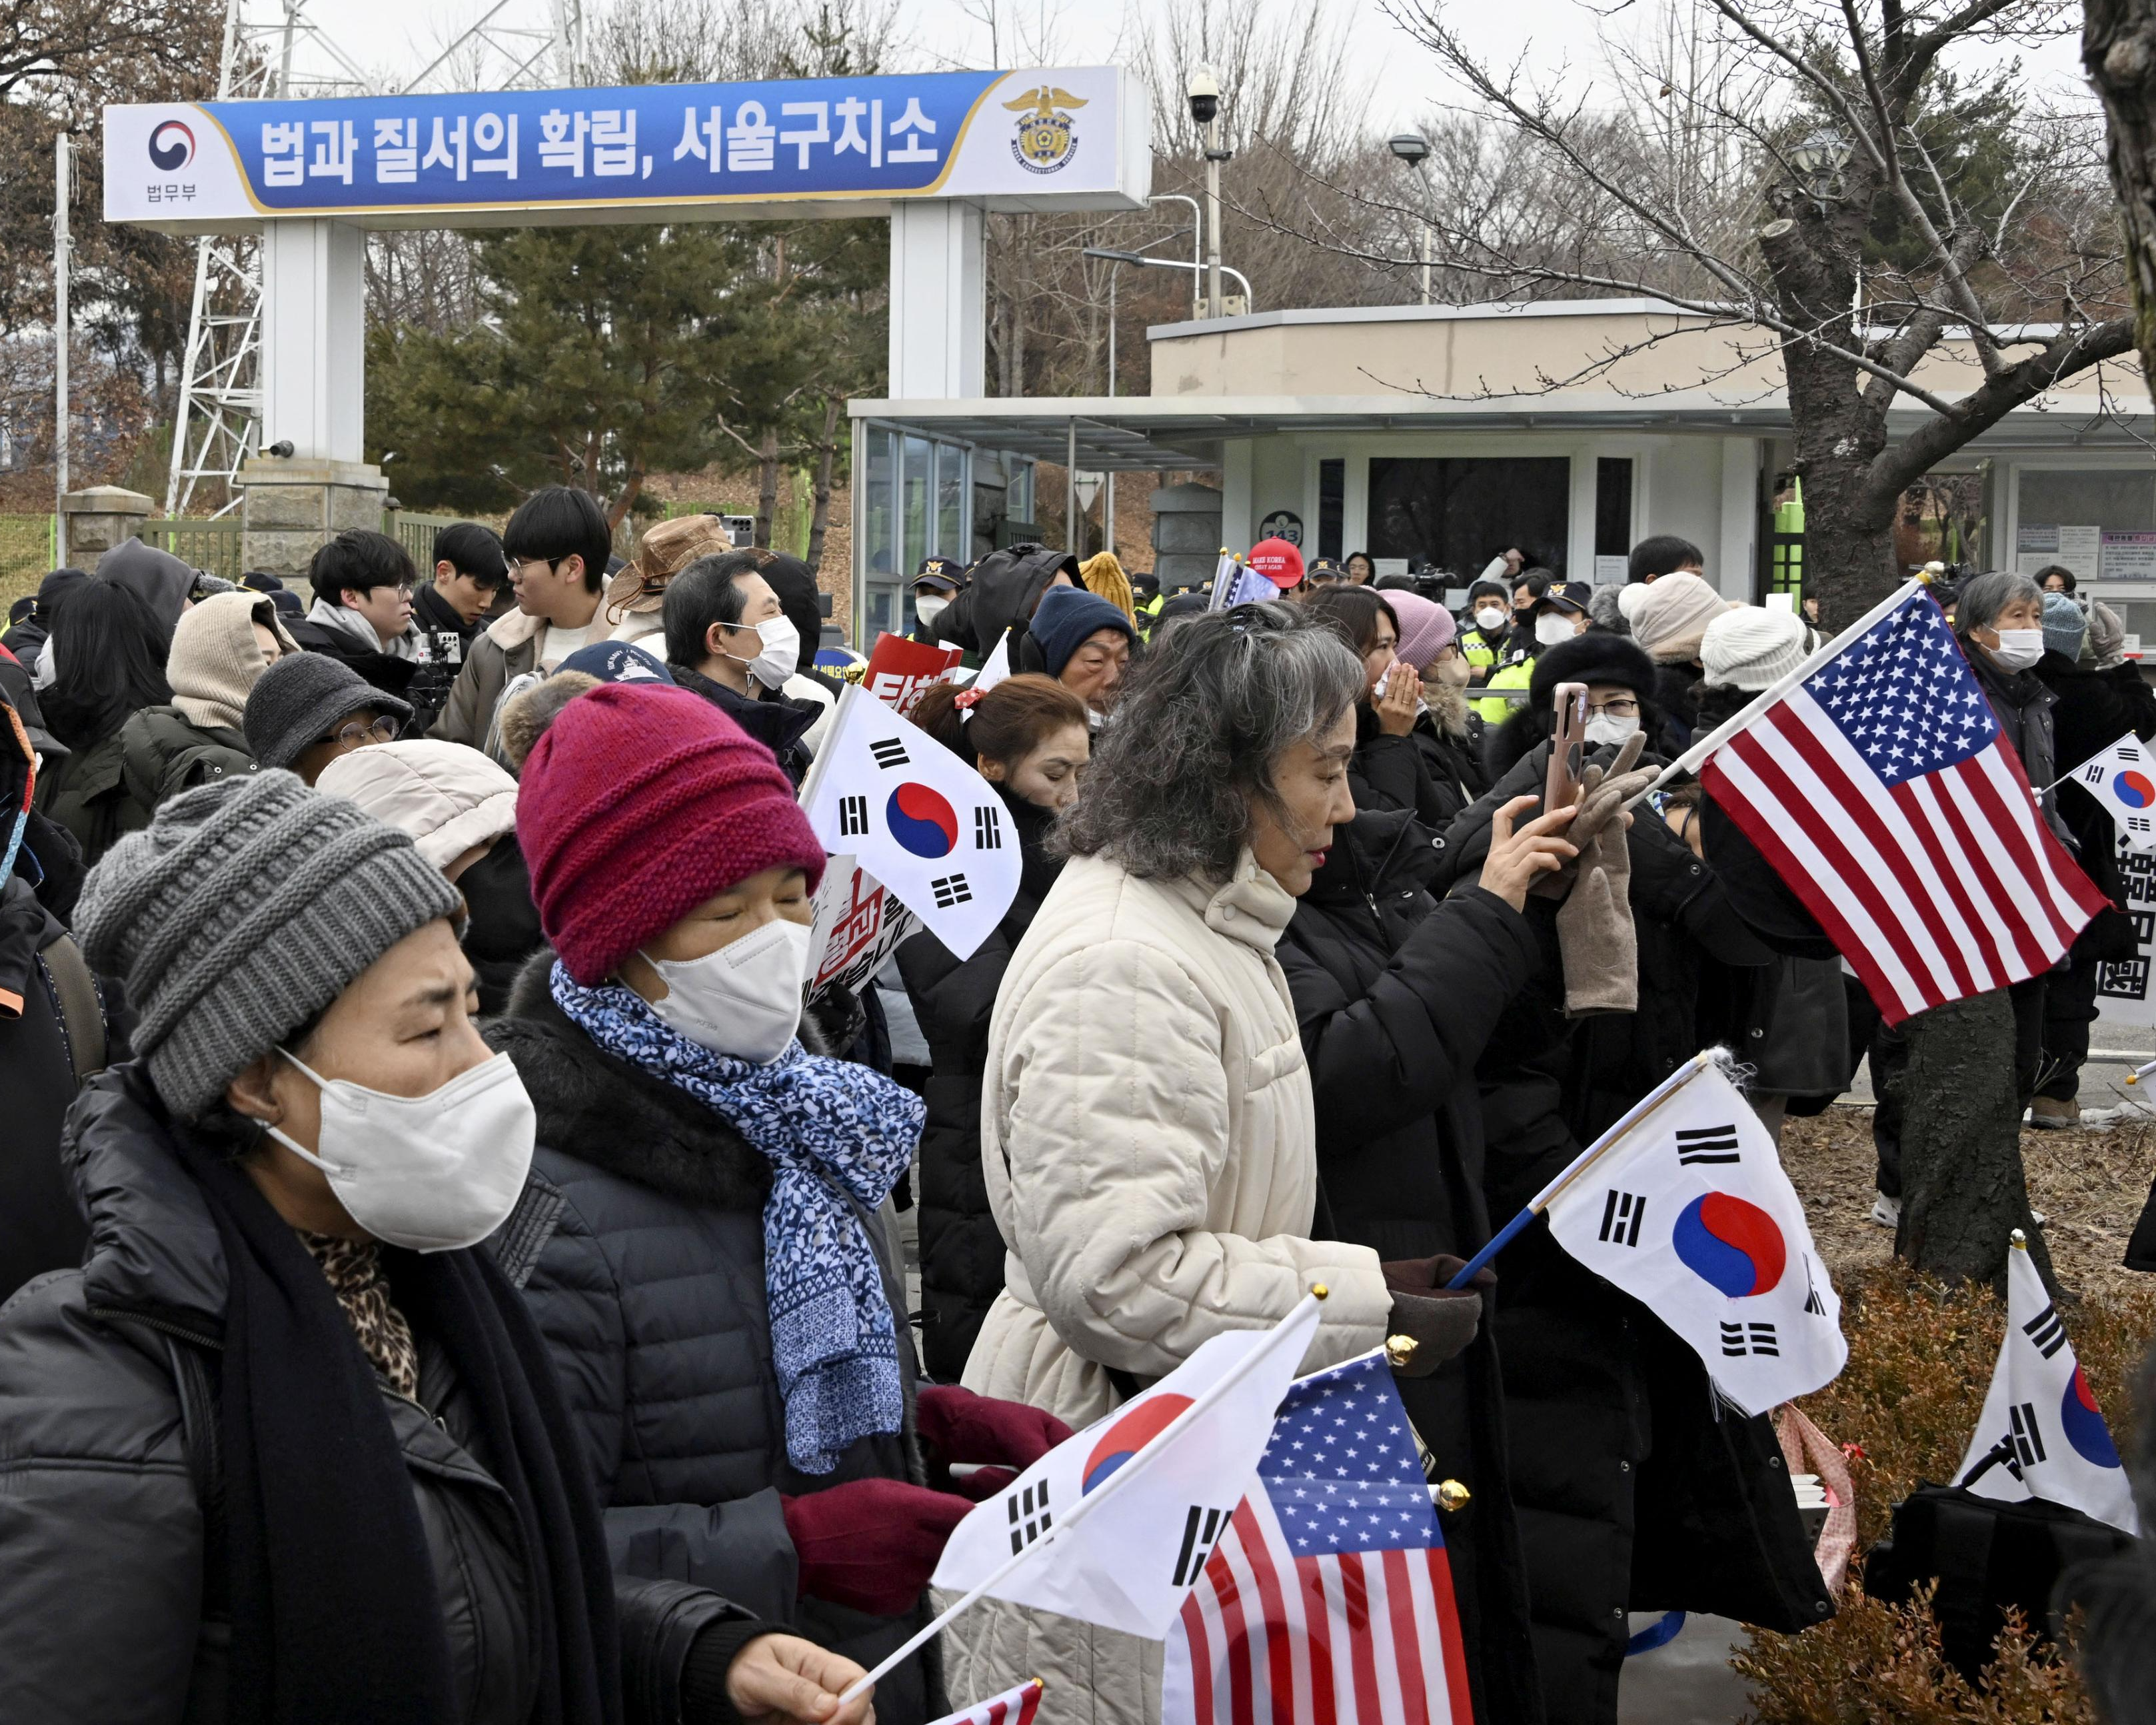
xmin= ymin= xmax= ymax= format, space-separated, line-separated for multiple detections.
xmin=2017 ymin=524 xmax=2103 ymax=582
xmin=2103 ymin=531 xmax=2156 ymax=583
xmin=2096 ymin=833 xmax=2156 ymax=1030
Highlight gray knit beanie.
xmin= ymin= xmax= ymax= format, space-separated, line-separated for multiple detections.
xmin=74 ymin=770 xmax=463 ymax=1118
xmin=244 ymin=651 xmax=415 ymax=771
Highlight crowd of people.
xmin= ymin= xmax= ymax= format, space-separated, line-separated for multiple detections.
xmin=1 ymin=494 xmax=2152 ymax=1725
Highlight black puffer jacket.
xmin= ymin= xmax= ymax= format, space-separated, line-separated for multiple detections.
xmin=35 ymin=728 xmax=155 ymax=865
xmin=669 ymin=666 xmax=818 ymax=789
xmin=1432 ymin=743 xmax=1825 ymax=1725
xmin=895 ymin=787 xmax=1062 ymax=1382
xmin=1276 ymin=809 xmax=1544 ymax=1725
xmin=1408 ymin=683 xmax=1491 ymax=826
xmin=485 ymin=958 xmax=944 ymax=1725
xmin=0 ymin=1064 xmax=744 ymax=1723
xmin=1348 ymin=701 xmax=1449 ymax=827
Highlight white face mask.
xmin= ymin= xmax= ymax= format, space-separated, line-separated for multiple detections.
xmin=1534 ymin=612 xmax=1577 ymax=647
xmin=265 ymin=1050 xmax=535 ymax=1253
xmin=642 ymin=918 xmax=812 ymax=1065
xmin=915 ymin=595 xmax=949 ymax=629
xmin=1989 ymin=628 xmax=2044 ymax=671
xmin=727 ymin=614 xmax=802 ymax=690
xmin=1586 ymin=712 xmax=1642 ymax=748
xmin=1474 ymin=607 xmax=1507 ymax=633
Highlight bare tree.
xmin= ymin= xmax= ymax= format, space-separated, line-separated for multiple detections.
xmin=2085 ymin=0 xmax=2156 ymax=399
xmin=1262 ymin=0 xmax=2131 ymax=634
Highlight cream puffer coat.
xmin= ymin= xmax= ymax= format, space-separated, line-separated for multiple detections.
xmin=949 ymin=848 xmax=1391 ymax=1725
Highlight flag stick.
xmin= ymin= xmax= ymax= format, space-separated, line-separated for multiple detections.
xmin=1446 ymin=1051 xmax=1718 ymax=1289
xmin=834 ymin=1289 xmax=1327 ymax=1707
xmin=793 ymin=681 xmax=858 ymax=815
xmin=1621 ymin=579 xmax=1925 ymax=812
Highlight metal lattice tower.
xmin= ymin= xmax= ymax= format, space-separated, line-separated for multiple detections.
xmin=165 ymin=0 xmax=587 ymax=515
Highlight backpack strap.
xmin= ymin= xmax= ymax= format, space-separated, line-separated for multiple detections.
xmin=166 ymin=1334 xmax=230 ymax=1621
xmin=38 ymin=929 xmax=105 ymax=1085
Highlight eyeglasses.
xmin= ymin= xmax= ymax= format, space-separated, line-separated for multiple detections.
xmin=1586 ymin=698 xmax=1639 ymax=718
xmin=325 ymin=715 xmax=402 ymax=750
xmin=507 ymin=557 xmax=558 ymax=580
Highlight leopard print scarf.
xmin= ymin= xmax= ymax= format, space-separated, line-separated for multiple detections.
xmin=300 ymin=1232 xmax=420 ymax=1402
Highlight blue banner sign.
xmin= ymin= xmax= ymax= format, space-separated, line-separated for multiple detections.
xmin=106 ymin=65 xmax=1144 ymax=229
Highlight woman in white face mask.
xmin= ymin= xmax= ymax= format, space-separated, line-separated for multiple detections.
xmin=1957 ymin=569 xmax=2071 ymax=845
xmin=494 ymin=682 xmax=1072 ymax=1725
xmin=0 ymin=769 xmax=873 ymax=1725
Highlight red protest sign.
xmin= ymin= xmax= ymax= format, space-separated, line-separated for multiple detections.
xmin=863 ymin=632 xmax=964 ymax=716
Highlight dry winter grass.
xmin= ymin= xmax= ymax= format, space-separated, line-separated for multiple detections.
xmin=1729 ymin=1109 xmax=2156 ymax=1722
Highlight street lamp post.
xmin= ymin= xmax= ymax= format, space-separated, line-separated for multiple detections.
xmin=1188 ymin=68 xmax=1228 ymax=318
xmin=1388 ymin=131 xmax=1433 ymax=306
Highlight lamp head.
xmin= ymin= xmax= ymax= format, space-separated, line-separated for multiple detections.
xmin=1388 ymin=131 xmax=1431 ymax=168
xmin=1187 ymin=65 xmax=1222 ymax=127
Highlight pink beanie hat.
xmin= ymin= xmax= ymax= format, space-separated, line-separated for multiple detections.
xmin=1384 ymin=590 xmax=1457 ymax=671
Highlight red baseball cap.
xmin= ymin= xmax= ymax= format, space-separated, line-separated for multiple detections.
xmin=1248 ymin=537 xmax=1306 ymax=589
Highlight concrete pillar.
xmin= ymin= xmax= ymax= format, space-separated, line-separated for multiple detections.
xmin=261 ymin=219 xmax=367 ymax=462
xmin=888 ymin=201 xmax=984 ymax=399
xmin=1719 ymin=437 xmax=1761 ymax=603
xmin=239 ymin=456 xmax=388 ymax=579
xmin=58 ymin=485 xmax=154 ymax=569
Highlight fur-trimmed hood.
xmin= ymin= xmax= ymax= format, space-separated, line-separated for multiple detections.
xmin=485 ymin=948 xmax=849 ymax=1214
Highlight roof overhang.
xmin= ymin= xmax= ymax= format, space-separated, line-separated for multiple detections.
xmin=849 ymin=390 xmax=2154 ymax=468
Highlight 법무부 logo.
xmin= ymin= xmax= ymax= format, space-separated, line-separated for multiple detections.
xmin=1002 ymin=85 xmax=1086 ymax=175
xmin=149 ymin=120 xmax=196 ymax=172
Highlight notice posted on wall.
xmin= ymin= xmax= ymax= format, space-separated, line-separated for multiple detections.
xmin=2103 ymin=531 xmax=2156 ymax=583
xmin=2097 ymin=833 xmax=2156 ymax=1030
xmin=2017 ymin=524 xmax=2103 ymax=583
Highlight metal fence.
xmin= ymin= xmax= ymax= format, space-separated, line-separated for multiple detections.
xmin=0 ymin=509 xmax=469 ymax=606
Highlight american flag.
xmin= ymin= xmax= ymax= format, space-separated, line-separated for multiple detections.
xmin=1697 ymin=589 xmax=2105 ymax=1025
xmin=1162 ymin=1352 xmax=1473 ymax=1725
xmin=927 ymin=1678 xmax=1044 ymax=1725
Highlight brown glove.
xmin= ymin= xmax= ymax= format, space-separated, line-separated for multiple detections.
xmin=1381 ymin=1256 xmax=1484 ymax=1378
xmin=1556 ymin=735 xmax=1653 ymax=1018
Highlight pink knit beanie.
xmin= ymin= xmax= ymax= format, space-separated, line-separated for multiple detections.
xmin=1383 ymin=591 xmax=1458 ymax=671
xmin=517 ymin=682 xmax=826 ymax=983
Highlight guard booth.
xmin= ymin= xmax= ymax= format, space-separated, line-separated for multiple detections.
xmin=105 ymin=67 xmax=1151 ymax=573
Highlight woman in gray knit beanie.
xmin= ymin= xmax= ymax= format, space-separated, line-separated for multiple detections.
xmin=0 ymin=769 xmax=876 ymax=1725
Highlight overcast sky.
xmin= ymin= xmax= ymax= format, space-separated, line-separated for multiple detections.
xmin=295 ymin=0 xmax=2097 ymax=137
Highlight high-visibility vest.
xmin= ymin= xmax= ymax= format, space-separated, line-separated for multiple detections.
xmin=1134 ymin=592 xmax=1167 ymax=637
xmin=1477 ymin=647 xmax=1535 ymax=725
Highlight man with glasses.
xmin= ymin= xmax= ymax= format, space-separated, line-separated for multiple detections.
xmin=288 ymin=528 xmax=430 ymax=719
xmin=432 ymin=486 xmax=612 ymax=759
xmin=242 ymin=649 xmax=414 ymax=787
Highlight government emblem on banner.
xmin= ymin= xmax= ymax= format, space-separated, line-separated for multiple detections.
xmin=1004 ymin=86 xmax=1084 ymax=173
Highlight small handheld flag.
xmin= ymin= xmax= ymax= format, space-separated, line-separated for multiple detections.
xmin=798 ymin=685 xmax=1022 ymax=960
xmin=2065 ymin=733 xmax=2156 ymax=853
xmin=1532 ymin=1056 xmax=1847 ymax=1415
xmin=926 ymin=1678 xmax=1044 ymax=1725
xmin=1162 ymin=1350 xmax=1474 ymax=1725
xmin=1956 ymin=1232 xmax=2137 ymax=1534
xmin=1207 ymin=551 xmax=1274 ymax=611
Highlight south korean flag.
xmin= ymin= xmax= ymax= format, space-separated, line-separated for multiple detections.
xmin=2069 ymin=733 xmax=2156 ymax=854
xmin=1955 ymin=1232 xmax=2138 ymax=1534
xmin=799 ymin=684 xmax=1022 ymax=959
xmin=1543 ymin=1057 xmax=1847 ymax=1416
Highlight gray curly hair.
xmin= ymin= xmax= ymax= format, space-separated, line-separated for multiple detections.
xmin=1956 ymin=569 xmax=2043 ymax=633
xmin=1056 ymin=602 xmax=1364 ymax=881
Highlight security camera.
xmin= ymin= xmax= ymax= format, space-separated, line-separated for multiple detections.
xmin=1388 ymin=132 xmax=1431 ymax=169
xmin=265 ymin=439 xmax=295 ymax=458
xmin=1187 ymin=67 xmax=1221 ymax=127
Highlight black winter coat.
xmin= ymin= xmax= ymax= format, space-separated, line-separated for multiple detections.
xmin=485 ymin=958 xmax=944 ymax=1725
xmin=1349 ymin=701 xmax=1449 ymax=827
xmin=894 ymin=787 xmax=1062 ymax=1382
xmin=0 ymin=1064 xmax=744 ymax=1724
xmin=669 ymin=665 xmax=818 ymax=788
xmin=1432 ymin=741 xmax=1827 ymax=1725
xmin=1276 ymin=809 xmax=1545 ymax=1725
xmin=118 ymin=704 xmax=257 ymax=812
xmin=1408 ymin=685 xmax=1492 ymax=827
xmin=1965 ymin=637 xmax=2067 ymax=844
xmin=2037 ymin=653 xmax=2156 ymax=963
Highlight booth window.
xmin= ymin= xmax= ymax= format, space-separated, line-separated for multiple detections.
xmin=1367 ymin=457 xmax=1571 ymax=575
xmin=1596 ymin=459 xmax=1633 ymax=559
xmin=1318 ymin=459 xmax=1345 ymax=559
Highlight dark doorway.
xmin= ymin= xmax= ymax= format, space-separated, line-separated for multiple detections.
xmin=1366 ymin=457 xmax=1572 ymax=575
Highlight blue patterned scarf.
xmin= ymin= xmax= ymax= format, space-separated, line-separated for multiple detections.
xmin=551 ymin=962 xmax=924 ymax=1474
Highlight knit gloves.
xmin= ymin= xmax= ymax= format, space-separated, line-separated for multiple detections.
xmin=1555 ymin=733 xmax=1655 ymax=1018
xmin=781 ymin=1478 xmax=970 ymax=1616
xmin=1380 ymin=1254 xmax=1490 ymax=1378
xmin=915 ymin=1384 xmax=1074 ymax=1500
